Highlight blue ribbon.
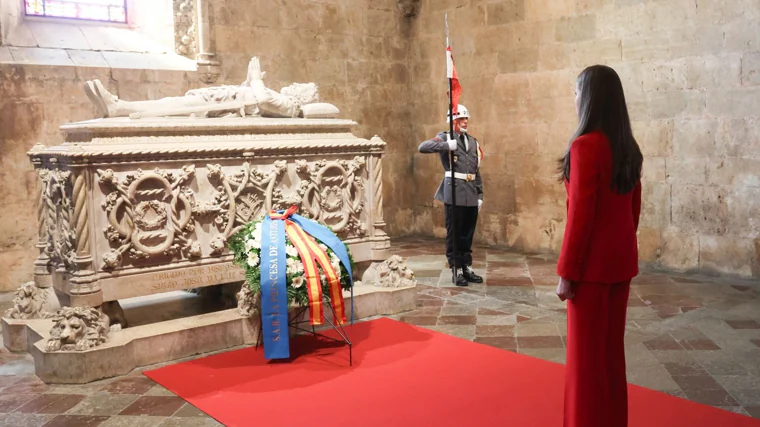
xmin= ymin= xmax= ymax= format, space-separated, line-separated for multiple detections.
xmin=288 ymin=214 xmax=355 ymax=323
xmin=258 ymin=211 xmax=356 ymax=360
xmin=259 ymin=216 xmax=290 ymax=360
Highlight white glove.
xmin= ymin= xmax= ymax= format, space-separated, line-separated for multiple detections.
xmin=478 ymin=200 xmax=483 ymax=211
xmin=447 ymin=136 xmax=457 ymax=151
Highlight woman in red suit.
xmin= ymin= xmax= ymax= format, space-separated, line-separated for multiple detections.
xmin=555 ymin=65 xmax=643 ymax=427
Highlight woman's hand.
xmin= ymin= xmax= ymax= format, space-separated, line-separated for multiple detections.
xmin=556 ymin=277 xmax=575 ymax=301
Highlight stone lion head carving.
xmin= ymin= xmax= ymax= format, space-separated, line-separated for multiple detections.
xmin=4 ymin=282 xmax=51 ymax=320
xmin=46 ymin=307 xmax=110 ymax=352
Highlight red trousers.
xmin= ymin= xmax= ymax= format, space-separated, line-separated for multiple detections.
xmin=564 ymin=281 xmax=631 ymax=427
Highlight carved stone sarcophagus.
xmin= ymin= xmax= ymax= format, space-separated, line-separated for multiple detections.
xmin=27 ymin=117 xmax=390 ymax=308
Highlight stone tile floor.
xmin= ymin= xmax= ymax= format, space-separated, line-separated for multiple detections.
xmin=1 ymin=236 xmax=760 ymax=426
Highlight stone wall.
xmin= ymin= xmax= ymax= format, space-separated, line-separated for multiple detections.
xmin=0 ymin=0 xmax=412 ymax=292
xmin=2 ymin=0 xmax=759 ymax=290
xmin=408 ymin=0 xmax=760 ymax=279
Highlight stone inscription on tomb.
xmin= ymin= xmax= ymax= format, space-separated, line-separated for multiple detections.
xmin=149 ymin=263 xmax=244 ymax=292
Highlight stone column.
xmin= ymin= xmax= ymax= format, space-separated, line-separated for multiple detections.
xmin=30 ymin=150 xmax=53 ymax=288
xmin=70 ymin=169 xmax=97 ymax=286
xmin=369 ymin=136 xmax=390 ymax=261
xmin=25 ymin=145 xmax=62 ymax=314
xmin=195 ymin=0 xmax=220 ymax=84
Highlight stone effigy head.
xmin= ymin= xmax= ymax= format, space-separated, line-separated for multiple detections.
xmin=281 ymin=83 xmax=319 ymax=105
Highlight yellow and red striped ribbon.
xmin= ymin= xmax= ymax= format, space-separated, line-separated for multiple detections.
xmin=269 ymin=207 xmax=347 ymax=326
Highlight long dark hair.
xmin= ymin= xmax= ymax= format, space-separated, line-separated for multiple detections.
xmin=558 ymin=65 xmax=643 ymax=194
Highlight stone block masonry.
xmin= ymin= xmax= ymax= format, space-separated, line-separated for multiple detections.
xmin=0 ymin=0 xmax=414 ymax=292
xmin=1 ymin=0 xmax=759 ymax=285
xmin=409 ymin=0 xmax=760 ymax=279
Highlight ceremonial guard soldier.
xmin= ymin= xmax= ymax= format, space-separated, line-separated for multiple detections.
xmin=418 ymin=105 xmax=484 ymax=286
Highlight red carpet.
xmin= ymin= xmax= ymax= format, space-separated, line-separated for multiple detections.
xmin=144 ymin=318 xmax=760 ymax=427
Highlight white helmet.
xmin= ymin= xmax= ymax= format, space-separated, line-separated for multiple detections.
xmin=446 ymin=104 xmax=470 ymax=122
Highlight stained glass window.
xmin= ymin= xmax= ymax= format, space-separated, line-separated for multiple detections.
xmin=25 ymin=0 xmax=127 ymax=23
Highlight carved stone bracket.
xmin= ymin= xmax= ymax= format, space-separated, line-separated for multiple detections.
xmin=97 ymin=165 xmax=199 ymax=269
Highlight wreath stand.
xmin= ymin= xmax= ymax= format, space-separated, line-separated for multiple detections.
xmin=254 ymin=297 xmax=353 ymax=366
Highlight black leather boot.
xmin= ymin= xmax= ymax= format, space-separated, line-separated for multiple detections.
xmin=453 ymin=268 xmax=468 ymax=287
xmin=463 ymin=266 xmax=483 ymax=283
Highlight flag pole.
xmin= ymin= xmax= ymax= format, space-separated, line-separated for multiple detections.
xmin=445 ymin=13 xmax=459 ymax=282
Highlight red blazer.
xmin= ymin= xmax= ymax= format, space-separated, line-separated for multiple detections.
xmin=556 ymin=130 xmax=642 ymax=284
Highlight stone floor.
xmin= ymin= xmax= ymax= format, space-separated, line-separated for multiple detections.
xmin=1 ymin=236 xmax=760 ymax=426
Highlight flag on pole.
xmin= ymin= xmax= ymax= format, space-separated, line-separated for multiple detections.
xmin=446 ymin=46 xmax=461 ymax=116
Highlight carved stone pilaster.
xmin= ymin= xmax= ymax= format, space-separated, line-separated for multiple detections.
xmin=369 ymin=136 xmax=387 ymax=237
xmin=195 ymin=0 xmax=220 ymax=83
xmin=173 ymin=0 xmax=196 ymax=59
xmin=32 ymin=159 xmax=53 ymax=287
xmin=45 ymin=165 xmax=74 ymax=273
xmin=70 ymin=169 xmax=96 ymax=285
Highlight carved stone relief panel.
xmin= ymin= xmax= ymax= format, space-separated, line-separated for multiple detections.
xmin=295 ymin=156 xmax=367 ymax=238
xmin=206 ymin=157 xmax=369 ymax=247
xmin=91 ymin=157 xmax=369 ymax=271
xmin=97 ymin=166 xmax=199 ymax=270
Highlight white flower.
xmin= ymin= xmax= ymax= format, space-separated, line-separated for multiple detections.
xmin=286 ymin=244 xmax=299 ymax=258
xmin=291 ymin=276 xmax=304 ymax=288
xmin=287 ymin=258 xmax=304 ymax=275
xmin=244 ymin=238 xmax=258 ymax=250
xmin=247 ymin=253 xmax=260 ymax=267
xmin=251 ymin=224 xmax=263 ymax=243
xmin=318 ymin=243 xmax=328 ymax=253
xmin=330 ymin=253 xmax=341 ymax=273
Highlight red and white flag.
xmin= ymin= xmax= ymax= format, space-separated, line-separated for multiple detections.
xmin=446 ymin=45 xmax=462 ymax=116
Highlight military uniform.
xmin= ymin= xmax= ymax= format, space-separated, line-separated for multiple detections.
xmin=418 ymin=121 xmax=484 ymax=286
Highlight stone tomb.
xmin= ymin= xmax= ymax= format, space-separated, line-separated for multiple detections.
xmin=3 ymin=116 xmax=416 ymax=383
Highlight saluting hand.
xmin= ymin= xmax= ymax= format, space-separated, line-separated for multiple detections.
xmin=447 ymin=136 xmax=457 ymax=151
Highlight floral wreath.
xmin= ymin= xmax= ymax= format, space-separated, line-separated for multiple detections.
xmin=229 ymin=217 xmax=354 ymax=307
